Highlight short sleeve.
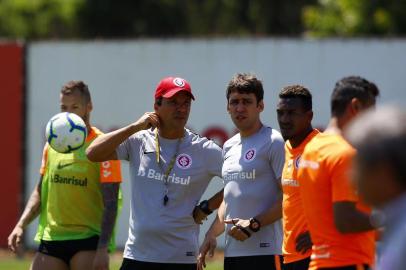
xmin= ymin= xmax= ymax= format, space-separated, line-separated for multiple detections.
xmin=268 ymin=132 xmax=285 ymax=179
xmin=99 ymin=160 xmax=122 ymax=183
xmin=203 ymin=140 xmax=223 ymax=177
xmin=330 ymin=148 xmax=358 ymax=202
xmin=39 ymin=144 xmax=49 ymax=175
xmin=116 ymin=135 xmax=138 ymax=161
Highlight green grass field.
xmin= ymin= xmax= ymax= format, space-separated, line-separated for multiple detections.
xmin=0 ymin=259 xmax=223 ymax=270
xmin=0 ymin=250 xmax=223 ymax=270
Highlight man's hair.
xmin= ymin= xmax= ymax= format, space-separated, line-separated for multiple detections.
xmin=346 ymin=106 xmax=406 ymax=188
xmin=331 ymin=76 xmax=379 ymax=117
xmin=60 ymin=80 xmax=91 ymax=104
xmin=226 ymin=73 xmax=264 ymax=103
xmin=155 ymin=97 xmax=163 ymax=106
xmin=279 ymin=85 xmax=312 ymax=111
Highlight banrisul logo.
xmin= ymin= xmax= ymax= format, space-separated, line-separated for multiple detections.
xmin=138 ymin=169 xmax=191 ymax=186
xmin=244 ymin=148 xmax=256 ymax=162
xmin=51 ymin=174 xmax=87 ymax=187
xmin=176 ymin=153 xmax=192 ymax=169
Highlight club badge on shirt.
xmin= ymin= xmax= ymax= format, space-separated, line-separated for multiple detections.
xmin=176 ymin=153 xmax=192 ymax=169
xmin=243 ymin=148 xmax=256 ymax=162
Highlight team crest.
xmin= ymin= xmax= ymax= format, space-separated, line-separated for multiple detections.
xmin=176 ymin=153 xmax=192 ymax=169
xmin=244 ymin=148 xmax=256 ymax=162
xmin=173 ymin=77 xmax=185 ymax=87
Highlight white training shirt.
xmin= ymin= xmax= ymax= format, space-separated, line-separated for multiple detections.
xmin=116 ymin=128 xmax=223 ymax=263
xmin=222 ymin=125 xmax=285 ymax=257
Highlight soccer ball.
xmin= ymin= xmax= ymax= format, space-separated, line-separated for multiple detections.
xmin=45 ymin=112 xmax=87 ymax=153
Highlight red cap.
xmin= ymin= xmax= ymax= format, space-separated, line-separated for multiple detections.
xmin=154 ymin=77 xmax=195 ymax=100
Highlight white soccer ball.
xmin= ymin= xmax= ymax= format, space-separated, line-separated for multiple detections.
xmin=45 ymin=112 xmax=87 ymax=153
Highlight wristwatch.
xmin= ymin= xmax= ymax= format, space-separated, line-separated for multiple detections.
xmin=249 ymin=217 xmax=261 ymax=232
xmin=198 ymin=200 xmax=213 ymax=215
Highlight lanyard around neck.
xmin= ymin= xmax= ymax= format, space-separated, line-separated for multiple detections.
xmin=154 ymin=128 xmax=183 ymax=181
xmin=154 ymin=129 xmax=183 ymax=206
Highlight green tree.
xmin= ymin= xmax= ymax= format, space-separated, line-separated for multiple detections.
xmin=0 ymin=0 xmax=82 ymax=39
xmin=184 ymin=0 xmax=315 ymax=36
xmin=6 ymin=0 xmax=406 ymax=39
xmin=77 ymin=0 xmax=315 ymax=38
xmin=77 ymin=0 xmax=189 ymax=38
xmin=0 ymin=0 xmax=316 ymax=39
xmin=302 ymin=0 xmax=402 ymax=37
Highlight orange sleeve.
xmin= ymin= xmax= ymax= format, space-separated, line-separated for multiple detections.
xmin=330 ymin=147 xmax=358 ymax=202
xmin=99 ymin=160 xmax=122 ymax=183
xmin=375 ymin=228 xmax=383 ymax=241
xmin=39 ymin=144 xmax=49 ymax=175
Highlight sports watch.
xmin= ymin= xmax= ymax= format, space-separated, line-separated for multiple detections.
xmin=198 ymin=200 xmax=213 ymax=215
xmin=249 ymin=217 xmax=261 ymax=232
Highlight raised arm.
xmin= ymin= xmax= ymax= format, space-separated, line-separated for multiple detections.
xmin=86 ymin=112 xmax=160 ymax=162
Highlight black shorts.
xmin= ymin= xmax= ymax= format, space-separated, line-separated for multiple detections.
xmin=120 ymin=258 xmax=196 ymax=270
xmin=38 ymin=235 xmax=99 ymax=266
xmin=283 ymin=257 xmax=310 ymax=270
xmin=224 ymin=255 xmax=284 ymax=270
xmin=318 ymin=265 xmax=370 ymax=270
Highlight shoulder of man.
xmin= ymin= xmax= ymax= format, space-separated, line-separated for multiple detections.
xmin=136 ymin=128 xmax=154 ymax=140
xmin=257 ymin=126 xmax=285 ymax=150
xmin=186 ymin=128 xmax=222 ymax=151
xmin=88 ymin=126 xmax=115 ymax=143
xmin=265 ymin=126 xmax=284 ymax=142
xmin=221 ymin=132 xmax=239 ymax=153
xmin=90 ymin=126 xmax=103 ymax=135
xmin=323 ymin=133 xmax=353 ymax=154
xmin=304 ymin=133 xmax=354 ymax=163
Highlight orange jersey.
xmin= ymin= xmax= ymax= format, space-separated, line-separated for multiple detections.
xmin=40 ymin=126 xmax=122 ymax=183
xmin=282 ymin=129 xmax=320 ymax=263
xmin=297 ymin=133 xmax=375 ymax=269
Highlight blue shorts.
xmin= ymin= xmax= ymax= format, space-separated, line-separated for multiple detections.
xmin=38 ymin=235 xmax=99 ymax=266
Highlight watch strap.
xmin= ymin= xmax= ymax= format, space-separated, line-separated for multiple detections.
xmin=198 ymin=200 xmax=213 ymax=215
xmin=249 ymin=217 xmax=261 ymax=232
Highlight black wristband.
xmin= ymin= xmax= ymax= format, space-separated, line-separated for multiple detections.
xmin=198 ymin=200 xmax=213 ymax=215
xmin=249 ymin=217 xmax=261 ymax=232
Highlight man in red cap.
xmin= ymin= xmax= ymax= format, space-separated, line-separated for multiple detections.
xmin=86 ymin=76 xmax=224 ymax=270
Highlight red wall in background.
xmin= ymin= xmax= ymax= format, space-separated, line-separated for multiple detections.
xmin=0 ymin=43 xmax=24 ymax=247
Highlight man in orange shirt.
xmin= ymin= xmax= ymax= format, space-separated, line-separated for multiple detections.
xmin=297 ymin=76 xmax=380 ymax=270
xmin=277 ymin=85 xmax=319 ymax=270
